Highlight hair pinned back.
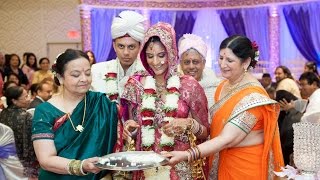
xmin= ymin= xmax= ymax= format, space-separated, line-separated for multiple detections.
xmin=51 ymin=49 xmax=89 ymax=86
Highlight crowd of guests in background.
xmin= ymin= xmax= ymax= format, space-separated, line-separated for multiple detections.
xmin=1 ymin=9 xmax=320 ymax=180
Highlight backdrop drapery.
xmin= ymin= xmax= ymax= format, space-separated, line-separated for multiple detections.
xmin=149 ymin=10 xmax=176 ymax=26
xmin=243 ymin=7 xmax=270 ymax=62
xmin=174 ymin=11 xmax=197 ymax=44
xmin=218 ymin=9 xmax=246 ymax=36
xmin=192 ymin=9 xmax=228 ymax=71
xmin=87 ymin=2 xmax=320 ymax=76
xmin=91 ymin=8 xmax=115 ymax=63
xmin=283 ymin=2 xmax=320 ymax=65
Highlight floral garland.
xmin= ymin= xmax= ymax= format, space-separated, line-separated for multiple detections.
xmin=104 ymin=64 xmax=119 ymax=102
xmin=140 ymin=75 xmax=181 ymax=151
xmin=251 ymin=41 xmax=260 ymax=61
xmin=140 ymin=75 xmax=180 ymax=179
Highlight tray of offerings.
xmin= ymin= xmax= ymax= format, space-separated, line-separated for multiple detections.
xmin=95 ymin=151 xmax=169 ymax=171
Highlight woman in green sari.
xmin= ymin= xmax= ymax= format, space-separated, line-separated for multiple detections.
xmin=32 ymin=49 xmax=118 ymax=180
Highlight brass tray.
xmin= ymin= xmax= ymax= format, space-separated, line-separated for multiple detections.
xmin=95 ymin=151 xmax=169 ymax=171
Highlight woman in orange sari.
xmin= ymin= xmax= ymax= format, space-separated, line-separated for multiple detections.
xmin=164 ymin=35 xmax=284 ymax=179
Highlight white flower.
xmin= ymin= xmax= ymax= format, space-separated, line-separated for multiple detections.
xmin=164 ymin=94 xmax=179 ymax=109
xmin=160 ymin=131 xmax=174 ymax=146
xmin=144 ymin=76 xmax=156 ymax=90
xmin=141 ymin=126 xmax=155 ymax=146
xmin=167 ymin=75 xmax=180 ymax=89
xmin=142 ymin=117 xmax=155 ymax=121
xmin=106 ymin=80 xmax=118 ymax=95
xmin=141 ymin=96 xmax=156 ymax=110
xmin=254 ymin=50 xmax=260 ymax=61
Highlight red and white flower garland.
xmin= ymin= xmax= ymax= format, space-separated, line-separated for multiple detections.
xmin=141 ymin=75 xmax=180 ymax=180
xmin=104 ymin=64 xmax=119 ymax=102
xmin=140 ymin=75 xmax=180 ymax=150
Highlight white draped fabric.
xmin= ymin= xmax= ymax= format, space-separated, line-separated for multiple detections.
xmin=0 ymin=123 xmax=27 ymax=180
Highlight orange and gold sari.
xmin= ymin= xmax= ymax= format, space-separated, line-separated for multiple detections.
xmin=209 ymin=81 xmax=284 ymax=180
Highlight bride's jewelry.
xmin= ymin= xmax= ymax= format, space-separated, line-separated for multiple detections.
xmin=65 ymin=95 xmax=87 ymax=132
xmin=155 ymin=81 xmax=166 ymax=94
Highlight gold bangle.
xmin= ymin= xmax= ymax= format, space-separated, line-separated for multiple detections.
xmin=80 ymin=160 xmax=88 ymax=176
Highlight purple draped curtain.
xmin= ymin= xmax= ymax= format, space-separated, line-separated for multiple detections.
xmin=149 ymin=10 xmax=175 ymax=26
xmin=91 ymin=8 xmax=116 ymax=63
xmin=218 ymin=9 xmax=246 ymax=36
xmin=174 ymin=11 xmax=197 ymax=42
xmin=283 ymin=3 xmax=320 ymax=64
xmin=243 ymin=7 xmax=269 ymax=62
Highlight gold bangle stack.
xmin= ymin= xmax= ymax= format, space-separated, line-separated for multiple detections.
xmin=67 ymin=159 xmax=88 ymax=176
xmin=186 ymin=124 xmax=206 ymax=180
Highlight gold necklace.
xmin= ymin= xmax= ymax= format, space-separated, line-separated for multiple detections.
xmin=66 ymin=95 xmax=86 ymax=132
xmin=227 ymin=73 xmax=246 ymax=93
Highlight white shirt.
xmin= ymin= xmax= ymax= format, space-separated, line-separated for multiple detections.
xmin=91 ymin=58 xmax=145 ymax=96
xmin=302 ymin=88 xmax=320 ymax=120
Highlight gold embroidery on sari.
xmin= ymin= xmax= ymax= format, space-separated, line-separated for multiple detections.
xmin=229 ymin=111 xmax=257 ymax=134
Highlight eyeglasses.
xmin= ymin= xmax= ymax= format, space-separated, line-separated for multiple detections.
xmin=18 ymin=94 xmax=30 ymax=101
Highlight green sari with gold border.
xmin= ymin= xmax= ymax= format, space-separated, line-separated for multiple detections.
xmin=32 ymin=91 xmax=118 ymax=180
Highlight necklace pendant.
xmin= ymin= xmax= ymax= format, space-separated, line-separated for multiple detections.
xmin=76 ymin=125 xmax=84 ymax=132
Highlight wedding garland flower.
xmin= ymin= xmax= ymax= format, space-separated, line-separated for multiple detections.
xmin=160 ymin=75 xmax=180 ymax=150
xmin=141 ymin=75 xmax=179 ymax=180
xmin=141 ymin=76 xmax=157 ymax=149
xmin=251 ymin=41 xmax=260 ymax=62
xmin=104 ymin=64 xmax=119 ymax=102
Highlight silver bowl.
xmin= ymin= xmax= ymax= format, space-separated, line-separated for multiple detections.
xmin=95 ymin=151 xmax=169 ymax=171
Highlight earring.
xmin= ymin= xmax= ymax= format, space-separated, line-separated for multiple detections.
xmin=244 ymin=67 xmax=247 ymax=73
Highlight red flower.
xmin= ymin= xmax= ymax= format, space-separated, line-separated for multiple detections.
xmin=141 ymin=119 xmax=153 ymax=126
xmin=167 ymin=87 xmax=179 ymax=93
xmin=165 ymin=110 xmax=177 ymax=117
xmin=105 ymin=72 xmax=117 ymax=78
xmin=109 ymin=94 xmax=118 ymax=101
xmin=144 ymin=89 xmax=156 ymax=94
xmin=141 ymin=110 xmax=155 ymax=117
xmin=251 ymin=41 xmax=259 ymax=51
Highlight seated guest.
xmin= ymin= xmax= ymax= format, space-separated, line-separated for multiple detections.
xmin=276 ymin=90 xmax=302 ymax=165
xmin=32 ymin=57 xmax=53 ymax=84
xmin=29 ymin=83 xmax=38 ymax=100
xmin=0 ymin=86 xmax=39 ymax=179
xmin=279 ymin=72 xmax=320 ymax=120
xmin=85 ymin=50 xmax=96 ymax=65
xmin=7 ymin=73 xmax=21 ymax=86
xmin=4 ymin=54 xmax=29 ymax=88
xmin=304 ymin=61 xmax=318 ymax=76
xmin=28 ymin=81 xmax=53 ymax=109
xmin=178 ymin=33 xmax=220 ymax=113
xmin=275 ymin=65 xmax=301 ymax=98
xmin=261 ymin=73 xmax=276 ymax=90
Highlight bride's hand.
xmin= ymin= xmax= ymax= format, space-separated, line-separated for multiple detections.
xmin=123 ymin=120 xmax=139 ymax=140
xmin=162 ymin=118 xmax=191 ymax=136
xmin=161 ymin=151 xmax=188 ymax=166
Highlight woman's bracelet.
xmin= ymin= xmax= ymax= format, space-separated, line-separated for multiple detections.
xmin=67 ymin=159 xmax=88 ymax=176
xmin=80 ymin=160 xmax=88 ymax=176
xmin=186 ymin=146 xmax=201 ymax=162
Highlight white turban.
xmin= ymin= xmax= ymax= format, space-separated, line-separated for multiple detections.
xmin=178 ymin=34 xmax=207 ymax=59
xmin=111 ymin=11 xmax=145 ymax=42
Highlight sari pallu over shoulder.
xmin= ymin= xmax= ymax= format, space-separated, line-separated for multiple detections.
xmin=209 ymin=81 xmax=283 ymax=180
xmin=32 ymin=91 xmax=118 ymax=180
